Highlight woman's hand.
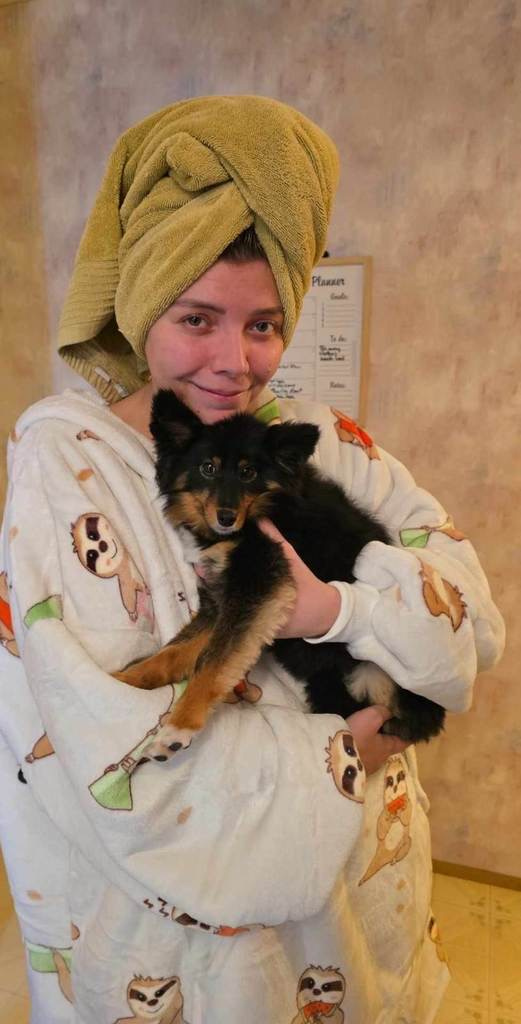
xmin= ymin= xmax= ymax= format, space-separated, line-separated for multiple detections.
xmin=258 ymin=522 xmax=410 ymax=773
xmin=346 ymin=705 xmax=410 ymax=775
xmin=258 ymin=519 xmax=341 ymax=638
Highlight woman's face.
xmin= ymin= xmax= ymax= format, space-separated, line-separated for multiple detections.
xmin=144 ymin=259 xmax=284 ymax=424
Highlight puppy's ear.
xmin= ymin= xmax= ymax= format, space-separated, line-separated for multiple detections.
xmin=266 ymin=422 xmax=320 ymax=472
xmin=150 ymin=390 xmax=202 ymax=451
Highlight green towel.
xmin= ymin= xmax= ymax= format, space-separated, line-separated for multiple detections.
xmin=58 ymin=95 xmax=339 ymax=401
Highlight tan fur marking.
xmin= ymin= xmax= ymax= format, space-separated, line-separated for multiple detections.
xmin=199 ymin=540 xmax=235 ymax=574
xmin=165 ymin=492 xmax=210 ymax=536
xmin=168 ymin=579 xmax=296 ymax=732
xmin=348 ymin=662 xmax=397 ymax=708
xmin=248 ymin=491 xmax=279 ymax=518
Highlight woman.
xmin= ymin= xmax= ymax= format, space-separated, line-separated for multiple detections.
xmin=0 ymin=96 xmax=504 ymax=1024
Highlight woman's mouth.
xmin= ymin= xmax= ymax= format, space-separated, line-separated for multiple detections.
xmin=191 ymin=383 xmax=248 ymax=400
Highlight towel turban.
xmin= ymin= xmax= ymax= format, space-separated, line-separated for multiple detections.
xmin=58 ymin=95 xmax=340 ymax=401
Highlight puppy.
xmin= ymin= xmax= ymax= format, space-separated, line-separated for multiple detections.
xmin=114 ymin=390 xmax=445 ymax=751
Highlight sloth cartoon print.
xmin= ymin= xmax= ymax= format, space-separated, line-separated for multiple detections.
xmin=359 ymin=754 xmax=412 ymax=885
xmin=114 ymin=973 xmax=189 ymax=1024
xmin=71 ymin=513 xmax=154 ymax=625
xmin=291 ymin=965 xmax=346 ymax=1023
xmin=325 ymin=730 xmax=365 ymax=802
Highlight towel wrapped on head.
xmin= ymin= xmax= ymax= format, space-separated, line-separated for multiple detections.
xmin=58 ymin=95 xmax=340 ymax=402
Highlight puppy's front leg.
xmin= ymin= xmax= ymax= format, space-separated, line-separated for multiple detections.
xmin=144 ymin=529 xmax=296 ymax=759
xmin=113 ymin=614 xmax=213 ymax=690
xmin=163 ymin=574 xmax=296 ymax=735
xmin=114 ymin=545 xmax=231 ymax=690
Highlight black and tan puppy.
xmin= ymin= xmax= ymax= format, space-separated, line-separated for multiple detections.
xmin=115 ymin=390 xmax=445 ymax=752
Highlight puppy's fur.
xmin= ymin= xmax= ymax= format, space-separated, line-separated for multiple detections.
xmin=115 ymin=391 xmax=445 ymax=748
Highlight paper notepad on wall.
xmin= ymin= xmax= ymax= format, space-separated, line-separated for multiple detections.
xmin=270 ymin=258 xmax=371 ymax=421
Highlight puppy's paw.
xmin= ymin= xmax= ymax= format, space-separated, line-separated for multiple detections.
xmin=143 ymin=723 xmax=194 ymax=762
xmin=112 ymin=667 xmax=166 ymax=691
xmin=112 ymin=667 xmax=151 ymax=689
xmin=112 ymin=670 xmax=133 ymax=684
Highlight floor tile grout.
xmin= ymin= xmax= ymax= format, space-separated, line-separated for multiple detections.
xmin=433 ymin=889 xmax=521 ymax=1023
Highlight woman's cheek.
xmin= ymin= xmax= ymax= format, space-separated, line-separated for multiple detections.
xmin=264 ymin=340 xmax=284 ymax=379
xmin=156 ymin=341 xmax=196 ymax=381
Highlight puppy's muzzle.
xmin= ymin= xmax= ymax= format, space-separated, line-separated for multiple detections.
xmin=216 ymin=508 xmax=238 ymax=530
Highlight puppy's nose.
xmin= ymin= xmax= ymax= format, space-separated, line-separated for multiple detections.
xmin=217 ymin=508 xmax=237 ymax=528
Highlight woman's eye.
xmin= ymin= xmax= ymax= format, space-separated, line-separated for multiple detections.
xmin=184 ymin=315 xmax=206 ymax=327
xmin=238 ymin=465 xmax=257 ymax=482
xmin=252 ymin=320 xmax=279 ymax=335
xmin=200 ymin=460 xmax=217 ymax=479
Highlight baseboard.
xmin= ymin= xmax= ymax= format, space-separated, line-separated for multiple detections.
xmin=433 ymin=859 xmax=521 ymax=892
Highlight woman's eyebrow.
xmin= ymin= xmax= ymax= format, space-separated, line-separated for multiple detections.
xmin=175 ymin=299 xmax=225 ymax=313
xmin=250 ymin=306 xmax=284 ymax=318
xmin=174 ymin=299 xmax=284 ymax=317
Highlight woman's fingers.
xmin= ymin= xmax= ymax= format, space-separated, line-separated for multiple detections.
xmin=259 ymin=522 xmax=410 ymax=769
xmin=346 ymin=705 xmax=410 ymax=775
xmin=258 ymin=517 xmax=289 ymax=547
xmin=257 ymin=518 xmax=341 ymax=637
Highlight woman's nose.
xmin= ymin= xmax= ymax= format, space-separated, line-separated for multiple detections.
xmin=211 ymin=330 xmax=249 ymax=375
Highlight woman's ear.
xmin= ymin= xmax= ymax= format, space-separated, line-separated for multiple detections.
xmin=266 ymin=422 xmax=320 ymax=472
xmin=150 ymin=389 xmax=202 ymax=451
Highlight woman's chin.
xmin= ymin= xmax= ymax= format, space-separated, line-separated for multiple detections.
xmin=191 ymin=390 xmax=254 ymax=423
xmin=196 ymin=406 xmax=246 ymax=424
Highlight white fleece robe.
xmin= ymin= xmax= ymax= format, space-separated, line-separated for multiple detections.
xmin=0 ymin=389 xmax=505 ymax=1024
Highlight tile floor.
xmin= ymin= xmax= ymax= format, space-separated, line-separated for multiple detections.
xmin=0 ymin=855 xmax=30 ymax=1024
xmin=431 ymin=872 xmax=521 ymax=1024
xmin=0 ymin=855 xmax=520 ymax=1023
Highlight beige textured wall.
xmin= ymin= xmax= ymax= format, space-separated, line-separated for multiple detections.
xmin=0 ymin=0 xmax=50 ymax=508
xmin=4 ymin=0 xmax=519 ymax=874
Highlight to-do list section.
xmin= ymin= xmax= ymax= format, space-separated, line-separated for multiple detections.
xmin=270 ymin=260 xmax=368 ymax=419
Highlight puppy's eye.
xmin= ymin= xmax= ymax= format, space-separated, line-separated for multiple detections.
xmin=238 ymin=464 xmax=257 ymax=482
xmin=200 ymin=460 xmax=217 ymax=479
